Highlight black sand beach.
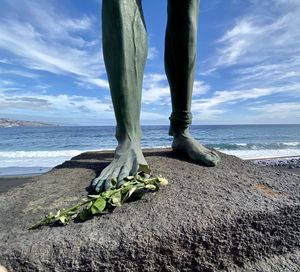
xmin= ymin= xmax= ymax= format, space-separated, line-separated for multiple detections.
xmin=1 ymin=152 xmax=299 ymax=194
xmin=0 ymin=175 xmax=37 ymax=194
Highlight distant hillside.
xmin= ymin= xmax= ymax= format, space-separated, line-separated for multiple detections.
xmin=0 ymin=118 xmax=58 ymax=128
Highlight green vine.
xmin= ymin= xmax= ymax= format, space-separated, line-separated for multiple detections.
xmin=29 ymin=172 xmax=168 ymax=230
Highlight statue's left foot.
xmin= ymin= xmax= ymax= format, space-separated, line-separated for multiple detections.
xmin=172 ymin=133 xmax=220 ymax=166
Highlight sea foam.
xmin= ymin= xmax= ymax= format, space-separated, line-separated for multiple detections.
xmin=0 ymin=150 xmax=92 ymax=167
xmin=222 ymin=149 xmax=300 ymax=160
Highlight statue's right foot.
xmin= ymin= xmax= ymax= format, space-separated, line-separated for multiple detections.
xmin=90 ymin=140 xmax=149 ymax=193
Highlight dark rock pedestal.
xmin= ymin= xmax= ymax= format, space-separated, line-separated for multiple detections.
xmin=0 ymin=150 xmax=299 ymax=271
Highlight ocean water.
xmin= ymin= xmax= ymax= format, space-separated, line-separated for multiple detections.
xmin=0 ymin=125 xmax=299 ymax=175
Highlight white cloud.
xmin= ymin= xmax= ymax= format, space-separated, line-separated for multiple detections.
xmin=0 ymin=96 xmax=52 ymax=111
xmin=0 ymin=58 xmax=12 ymax=64
xmin=0 ymin=67 xmax=39 ymax=79
xmin=191 ymin=83 xmax=300 ymax=120
xmin=207 ymin=0 xmax=300 ymax=85
xmin=193 ymin=81 xmax=210 ymax=96
xmin=142 ymin=73 xmax=209 ymax=104
xmin=199 ymin=68 xmax=216 ymax=76
xmin=233 ymin=56 xmax=300 ymax=89
xmin=216 ymin=14 xmax=289 ymax=67
xmin=148 ymin=47 xmax=159 ymax=60
xmin=0 ymin=90 xmax=113 ymax=119
xmin=250 ymin=102 xmax=300 ymax=113
xmin=0 ymin=88 xmax=169 ymax=124
xmin=141 ymin=111 xmax=166 ymax=120
xmin=142 ymin=73 xmax=169 ymax=104
xmin=0 ymin=79 xmax=25 ymax=93
xmin=0 ymin=80 xmax=13 ymax=87
xmin=249 ymin=102 xmax=300 ymax=121
xmin=143 ymin=86 xmax=170 ymax=104
xmin=195 ymin=0 xmax=300 ymax=123
xmin=0 ymin=1 xmax=108 ymax=89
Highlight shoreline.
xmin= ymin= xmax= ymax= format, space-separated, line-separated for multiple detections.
xmin=0 ymin=175 xmax=37 ymax=194
xmin=0 ymin=167 xmax=51 ymax=177
xmin=249 ymin=155 xmax=300 ymax=175
xmin=246 ymin=155 xmax=300 ymax=161
xmin=1 ymin=152 xmax=300 ymax=194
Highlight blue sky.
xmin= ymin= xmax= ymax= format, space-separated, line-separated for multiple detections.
xmin=0 ymin=0 xmax=299 ymax=125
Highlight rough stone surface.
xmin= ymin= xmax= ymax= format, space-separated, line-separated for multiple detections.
xmin=0 ymin=149 xmax=299 ymax=271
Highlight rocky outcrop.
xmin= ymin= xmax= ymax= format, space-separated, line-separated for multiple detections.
xmin=0 ymin=150 xmax=299 ymax=271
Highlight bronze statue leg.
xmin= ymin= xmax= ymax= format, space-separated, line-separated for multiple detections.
xmin=165 ymin=0 xmax=220 ymax=166
xmin=91 ymin=0 xmax=148 ymax=192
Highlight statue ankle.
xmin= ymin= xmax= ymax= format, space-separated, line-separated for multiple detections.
xmin=171 ymin=129 xmax=190 ymax=138
xmin=168 ymin=111 xmax=192 ymax=137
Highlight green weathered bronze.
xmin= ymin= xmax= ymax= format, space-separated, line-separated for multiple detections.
xmin=91 ymin=0 xmax=220 ymax=193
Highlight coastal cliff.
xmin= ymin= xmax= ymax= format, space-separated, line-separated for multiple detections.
xmin=0 ymin=118 xmax=57 ymax=128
